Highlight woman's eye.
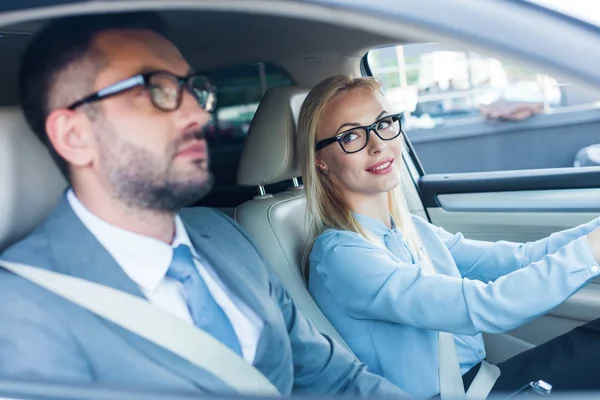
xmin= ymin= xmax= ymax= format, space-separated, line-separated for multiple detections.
xmin=340 ymin=132 xmax=360 ymax=143
xmin=377 ymin=118 xmax=393 ymax=130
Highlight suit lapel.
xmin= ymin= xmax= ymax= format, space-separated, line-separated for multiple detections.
xmin=183 ymin=222 xmax=271 ymax=328
xmin=43 ymin=195 xmax=235 ymax=393
xmin=181 ymin=216 xmax=280 ymax=372
xmin=46 ymin=196 xmax=144 ymax=298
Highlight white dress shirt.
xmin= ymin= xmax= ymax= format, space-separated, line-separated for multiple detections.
xmin=67 ymin=189 xmax=262 ymax=362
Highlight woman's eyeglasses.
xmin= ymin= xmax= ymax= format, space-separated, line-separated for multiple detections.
xmin=67 ymin=71 xmax=216 ymax=112
xmin=315 ymin=113 xmax=403 ymax=154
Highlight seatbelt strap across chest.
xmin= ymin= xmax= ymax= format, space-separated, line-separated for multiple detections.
xmin=0 ymin=259 xmax=280 ymax=396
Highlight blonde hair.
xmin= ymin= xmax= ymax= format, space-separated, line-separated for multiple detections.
xmin=298 ymin=75 xmax=427 ymax=276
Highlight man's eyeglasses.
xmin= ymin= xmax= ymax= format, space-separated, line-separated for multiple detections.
xmin=315 ymin=113 xmax=403 ymax=154
xmin=67 ymin=71 xmax=217 ymax=112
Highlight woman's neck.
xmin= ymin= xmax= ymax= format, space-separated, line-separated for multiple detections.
xmin=348 ymin=192 xmax=391 ymax=229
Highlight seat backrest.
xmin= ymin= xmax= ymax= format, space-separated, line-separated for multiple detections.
xmin=235 ymin=86 xmax=428 ymax=349
xmin=0 ymin=107 xmax=67 ymax=252
xmin=234 ymin=86 xmax=350 ymax=347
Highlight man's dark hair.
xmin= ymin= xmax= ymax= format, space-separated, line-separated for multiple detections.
xmin=18 ymin=12 xmax=168 ymax=180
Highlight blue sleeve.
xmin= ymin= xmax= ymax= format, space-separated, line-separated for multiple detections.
xmin=430 ymin=217 xmax=600 ymax=281
xmin=312 ymin=230 xmax=600 ymax=335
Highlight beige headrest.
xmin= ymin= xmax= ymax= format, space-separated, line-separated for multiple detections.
xmin=0 ymin=107 xmax=67 ymax=251
xmin=237 ymin=86 xmax=308 ymax=186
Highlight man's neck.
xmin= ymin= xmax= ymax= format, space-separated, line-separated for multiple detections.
xmin=71 ymin=185 xmax=176 ymax=244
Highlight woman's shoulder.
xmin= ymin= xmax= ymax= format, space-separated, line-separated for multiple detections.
xmin=410 ymin=213 xmax=433 ymax=228
xmin=410 ymin=213 xmax=443 ymax=237
xmin=311 ymin=228 xmax=372 ymax=262
xmin=313 ymin=216 xmax=439 ymax=251
xmin=313 ymin=227 xmax=365 ymax=248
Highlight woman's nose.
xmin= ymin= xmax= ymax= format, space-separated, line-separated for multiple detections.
xmin=368 ymin=130 xmax=387 ymax=155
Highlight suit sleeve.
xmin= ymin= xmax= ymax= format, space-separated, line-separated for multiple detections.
xmin=0 ymin=271 xmax=92 ymax=382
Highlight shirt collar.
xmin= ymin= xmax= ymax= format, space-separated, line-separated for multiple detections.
xmin=353 ymin=212 xmax=402 ymax=239
xmin=67 ymin=189 xmax=195 ymax=292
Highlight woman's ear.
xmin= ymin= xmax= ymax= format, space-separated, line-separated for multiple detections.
xmin=315 ymin=159 xmax=330 ymax=175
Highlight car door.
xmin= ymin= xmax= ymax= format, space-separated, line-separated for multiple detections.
xmin=356 ymin=0 xmax=600 ymax=363
xmin=419 ymin=168 xmax=600 ymax=362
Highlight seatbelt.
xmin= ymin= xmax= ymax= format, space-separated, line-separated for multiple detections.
xmin=438 ymin=333 xmax=500 ymax=399
xmin=421 ymin=250 xmax=500 ymax=400
xmin=438 ymin=330 xmax=467 ymax=399
xmin=467 ymin=360 xmax=501 ymax=400
xmin=418 ymin=251 xmax=468 ymax=400
xmin=0 ymin=260 xmax=280 ymax=396
xmin=371 ymin=231 xmax=500 ymax=400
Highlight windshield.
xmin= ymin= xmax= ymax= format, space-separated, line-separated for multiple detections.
xmin=527 ymin=0 xmax=600 ymax=27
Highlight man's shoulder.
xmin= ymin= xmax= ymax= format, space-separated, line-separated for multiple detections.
xmin=1 ymin=222 xmax=53 ymax=267
xmin=1 ymin=193 xmax=68 ymax=267
xmin=0 ymin=223 xmax=77 ymax=321
xmin=180 ymin=206 xmax=229 ymax=222
xmin=180 ymin=206 xmax=270 ymax=273
xmin=179 ymin=207 xmax=244 ymax=238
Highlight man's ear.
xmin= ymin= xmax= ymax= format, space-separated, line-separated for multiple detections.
xmin=45 ymin=109 xmax=95 ymax=169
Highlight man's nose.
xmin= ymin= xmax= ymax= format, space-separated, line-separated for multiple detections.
xmin=177 ymin=89 xmax=211 ymax=129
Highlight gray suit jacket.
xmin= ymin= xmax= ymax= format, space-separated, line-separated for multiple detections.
xmin=0 ymin=195 xmax=407 ymax=398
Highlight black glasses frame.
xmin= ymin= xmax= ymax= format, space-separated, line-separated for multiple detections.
xmin=315 ymin=113 xmax=403 ymax=154
xmin=67 ymin=71 xmax=216 ymax=112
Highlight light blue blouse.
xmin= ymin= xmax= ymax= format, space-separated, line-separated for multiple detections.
xmin=309 ymin=214 xmax=600 ymax=399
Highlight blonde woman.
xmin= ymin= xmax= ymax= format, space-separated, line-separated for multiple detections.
xmin=298 ymin=75 xmax=600 ymax=399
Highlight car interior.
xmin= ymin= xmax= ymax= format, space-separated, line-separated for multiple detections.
xmin=1 ymin=2 xmax=600 ymax=383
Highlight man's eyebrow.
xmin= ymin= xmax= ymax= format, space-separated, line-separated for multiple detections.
xmin=133 ymin=67 xmax=195 ymax=76
xmin=135 ymin=67 xmax=159 ymax=75
xmin=335 ymin=110 xmax=388 ymax=134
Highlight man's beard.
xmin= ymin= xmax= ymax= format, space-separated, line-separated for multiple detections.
xmin=97 ymin=127 xmax=214 ymax=212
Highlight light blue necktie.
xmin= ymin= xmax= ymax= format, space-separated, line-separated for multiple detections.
xmin=167 ymin=244 xmax=242 ymax=356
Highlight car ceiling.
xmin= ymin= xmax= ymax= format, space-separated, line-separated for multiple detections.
xmin=0 ymin=9 xmax=405 ymax=105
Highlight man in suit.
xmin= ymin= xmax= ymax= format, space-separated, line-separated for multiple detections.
xmin=0 ymin=12 xmax=408 ymax=398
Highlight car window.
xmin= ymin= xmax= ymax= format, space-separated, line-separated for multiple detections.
xmin=526 ymin=0 xmax=600 ymax=27
xmin=366 ymin=44 xmax=600 ymax=174
xmin=195 ymin=62 xmax=293 ymax=209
